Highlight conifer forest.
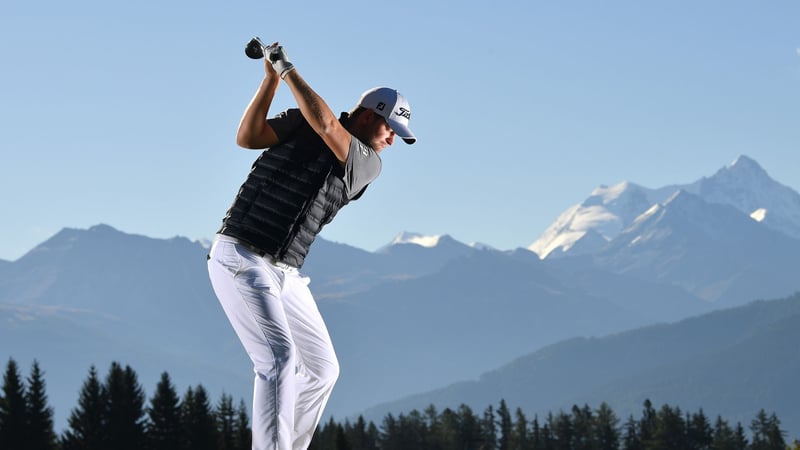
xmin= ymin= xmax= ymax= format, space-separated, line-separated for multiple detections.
xmin=0 ymin=358 xmax=796 ymax=450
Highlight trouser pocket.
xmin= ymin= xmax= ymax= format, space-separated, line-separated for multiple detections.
xmin=209 ymin=239 xmax=243 ymax=275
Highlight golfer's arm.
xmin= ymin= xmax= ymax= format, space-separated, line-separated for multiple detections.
xmin=282 ymin=70 xmax=350 ymax=163
xmin=236 ymin=75 xmax=281 ymax=149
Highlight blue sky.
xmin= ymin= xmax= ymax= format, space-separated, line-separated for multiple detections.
xmin=1 ymin=1 xmax=798 ymax=261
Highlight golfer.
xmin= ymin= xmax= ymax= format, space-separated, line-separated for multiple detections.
xmin=207 ymin=42 xmax=416 ymax=450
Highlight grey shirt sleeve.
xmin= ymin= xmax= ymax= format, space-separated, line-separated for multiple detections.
xmin=343 ymin=137 xmax=382 ymax=200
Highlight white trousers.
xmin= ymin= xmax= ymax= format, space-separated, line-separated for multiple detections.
xmin=207 ymin=235 xmax=339 ymax=450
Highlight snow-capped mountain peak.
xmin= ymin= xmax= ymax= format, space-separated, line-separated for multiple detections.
xmin=530 ymin=155 xmax=800 ymax=259
xmin=727 ymin=154 xmax=768 ymax=177
xmin=683 ymin=154 xmax=800 ymax=240
xmin=585 ymin=181 xmax=634 ymax=206
xmin=390 ymin=232 xmax=445 ymax=248
xmin=528 ymin=181 xmax=654 ymax=259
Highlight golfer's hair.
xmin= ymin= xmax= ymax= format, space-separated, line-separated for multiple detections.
xmin=348 ymin=106 xmax=369 ymax=119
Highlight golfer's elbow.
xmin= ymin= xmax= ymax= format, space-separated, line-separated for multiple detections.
xmin=236 ymin=131 xmax=257 ymax=149
xmin=236 ymin=126 xmax=279 ymax=150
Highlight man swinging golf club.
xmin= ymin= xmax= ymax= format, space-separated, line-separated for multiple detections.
xmin=207 ymin=39 xmax=416 ymax=450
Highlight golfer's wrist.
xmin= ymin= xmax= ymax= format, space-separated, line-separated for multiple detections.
xmin=262 ymin=74 xmax=280 ymax=87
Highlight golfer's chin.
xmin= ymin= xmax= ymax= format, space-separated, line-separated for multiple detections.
xmin=370 ymin=139 xmax=391 ymax=153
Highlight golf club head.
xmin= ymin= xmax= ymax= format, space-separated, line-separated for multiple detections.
xmin=245 ymin=37 xmax=265 ymax=59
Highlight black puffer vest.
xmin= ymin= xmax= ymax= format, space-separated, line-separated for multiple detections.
xmin=218 ymin=120 xmax=357 ymax=268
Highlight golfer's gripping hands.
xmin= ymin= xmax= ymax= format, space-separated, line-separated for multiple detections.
xmin=268 ymin=44 xmax=295 ymax=79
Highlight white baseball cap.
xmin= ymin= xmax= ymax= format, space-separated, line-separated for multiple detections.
xmin=357 ymin=87 xmax=416 ymax=144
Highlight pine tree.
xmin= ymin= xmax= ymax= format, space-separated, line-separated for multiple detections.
xmin=25 ymin=360 xmax=57 ymax=450
xmin=435 ymin=407 xmax=460 ymax=449
xmin=61 ymin=365 xmax=108 ymax=450
xmin=181 ymin=385 xmax=218 ymax=450
xmin=147 ymin=371 xmax=182 ymax=450
xmin=104 ymin=362 xmax=147 ymax=450
xmin=512 ymin=407 xmax=531 ymax=450
xmin=639 ymin=399 xmax=657 ymax=448
xmin=233 ymin=399 xmax=251 ymax=450
xmin=366 ymin=421 xmax=380 ymax=449
xmin=481 ymin=405 xmax=498 ymax=450
xmin=0 ymin=358 xmax=27 ymax=450
xmin=686 ymin=409 xmax=712 ymax=450
xmin=333 ymin=421 xmax=350 ymax=450
xmin=216 ymin=393 xmax=236 ymax=450
xmin=531 ymin=415 xmax=543 ymax=450
xmin=540 ymin=422 xmax=554 ymax=450
xmin=711 ymin=416 xmax=748 ymax=450
xmin=732 ymin=422 xmax=748 ymax=450
xmin=457 ymin=404 xmax=482 ymax=450
xmin=346 ymin=415 xmax=377 ymax=450
xmin=652 ymin=403 xmax=687 ymax=449
xmin=571 ymin=404 xmax=594 ymax=450
xmin=424 ymin=404 xmax=440 ymax=447
xmin=313 ymin=416 xmax=340 ymax=449
xmin=749 ymin=409 xmax=786 ymax=450
xmin=594 ymin=402 xmax=620 ymax=450
xmin=496 ymin=399 xmax=513 ymax=450
xmin=622 ymin=415 xmax=642 ymax=450
xmin=396 ymin=410 xmax=428 ymax=449
xmin=549 ymin=411 xmax=573 ymax=450
xmin=379 ymin=413 xmax=399 ymax=450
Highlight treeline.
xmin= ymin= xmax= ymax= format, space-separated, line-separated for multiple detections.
xmin=0 ymin=358 xmax=250 ymax=450
xmin=310 ymin=400 xmax=796 ymax=450
xmin=1 ymin=358 xmax=797 ymax=450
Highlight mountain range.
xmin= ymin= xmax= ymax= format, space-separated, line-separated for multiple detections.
xmin=1 ymin=154 xmax=799 ymax=438
xmin=530 ymin=155 xmax=800 ymax=256
xmin=363 ymin=292 xmax=800 ymax=433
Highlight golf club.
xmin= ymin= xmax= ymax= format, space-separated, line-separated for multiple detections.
xmin=245 ymin=37 xmax=276 ymax=60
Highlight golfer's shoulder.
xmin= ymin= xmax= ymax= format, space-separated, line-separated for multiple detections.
xmin=268 ymin=108 xmax=306 ymax=140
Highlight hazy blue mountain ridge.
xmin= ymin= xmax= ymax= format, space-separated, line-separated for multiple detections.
xmin=0 ymin=223 xmax=716 ymax=432
xmin=591 ymin=190 xmax=800 ymax=304
xmin=319 ymin=249 xmax=656 ymax=415
xmin=363 ymin=292 xmax=800 ymax=437
xmin=303 ymin=233 xmax=476 ymax=299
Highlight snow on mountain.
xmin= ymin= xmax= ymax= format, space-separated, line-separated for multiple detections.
xmin=305 ymin=232 xmax=483 ymax=300
xmin=750 ymin=208 xmax=767 ymax=222
xmin=529 ymin=181 xmax=661 ymax=258
xmin=530 ymin=155 xmax=800 ymax=259
xmin=386 ymin=232 xmax=496 ymax=251
xmin=594 ymin=190 xmax=800 ymax=304
xmin=379 ymin=232 xmax=476 ymax=256
xmin=388 ymin=231 xmax=446 ymax=248
xmin=467 ymin=241 xmax=497 ymax=251
xmin=682 ymin=155 xmax=800 ymax=240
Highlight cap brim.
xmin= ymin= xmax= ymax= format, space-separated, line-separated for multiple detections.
xmin=387 ymin=118 xmax=416 ymax=145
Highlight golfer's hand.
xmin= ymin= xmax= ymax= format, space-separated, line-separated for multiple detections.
xmin=264 ymin=55 xmax=278 ymax=79
xmin=268 ymin=44 xmax=295 ymax=79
